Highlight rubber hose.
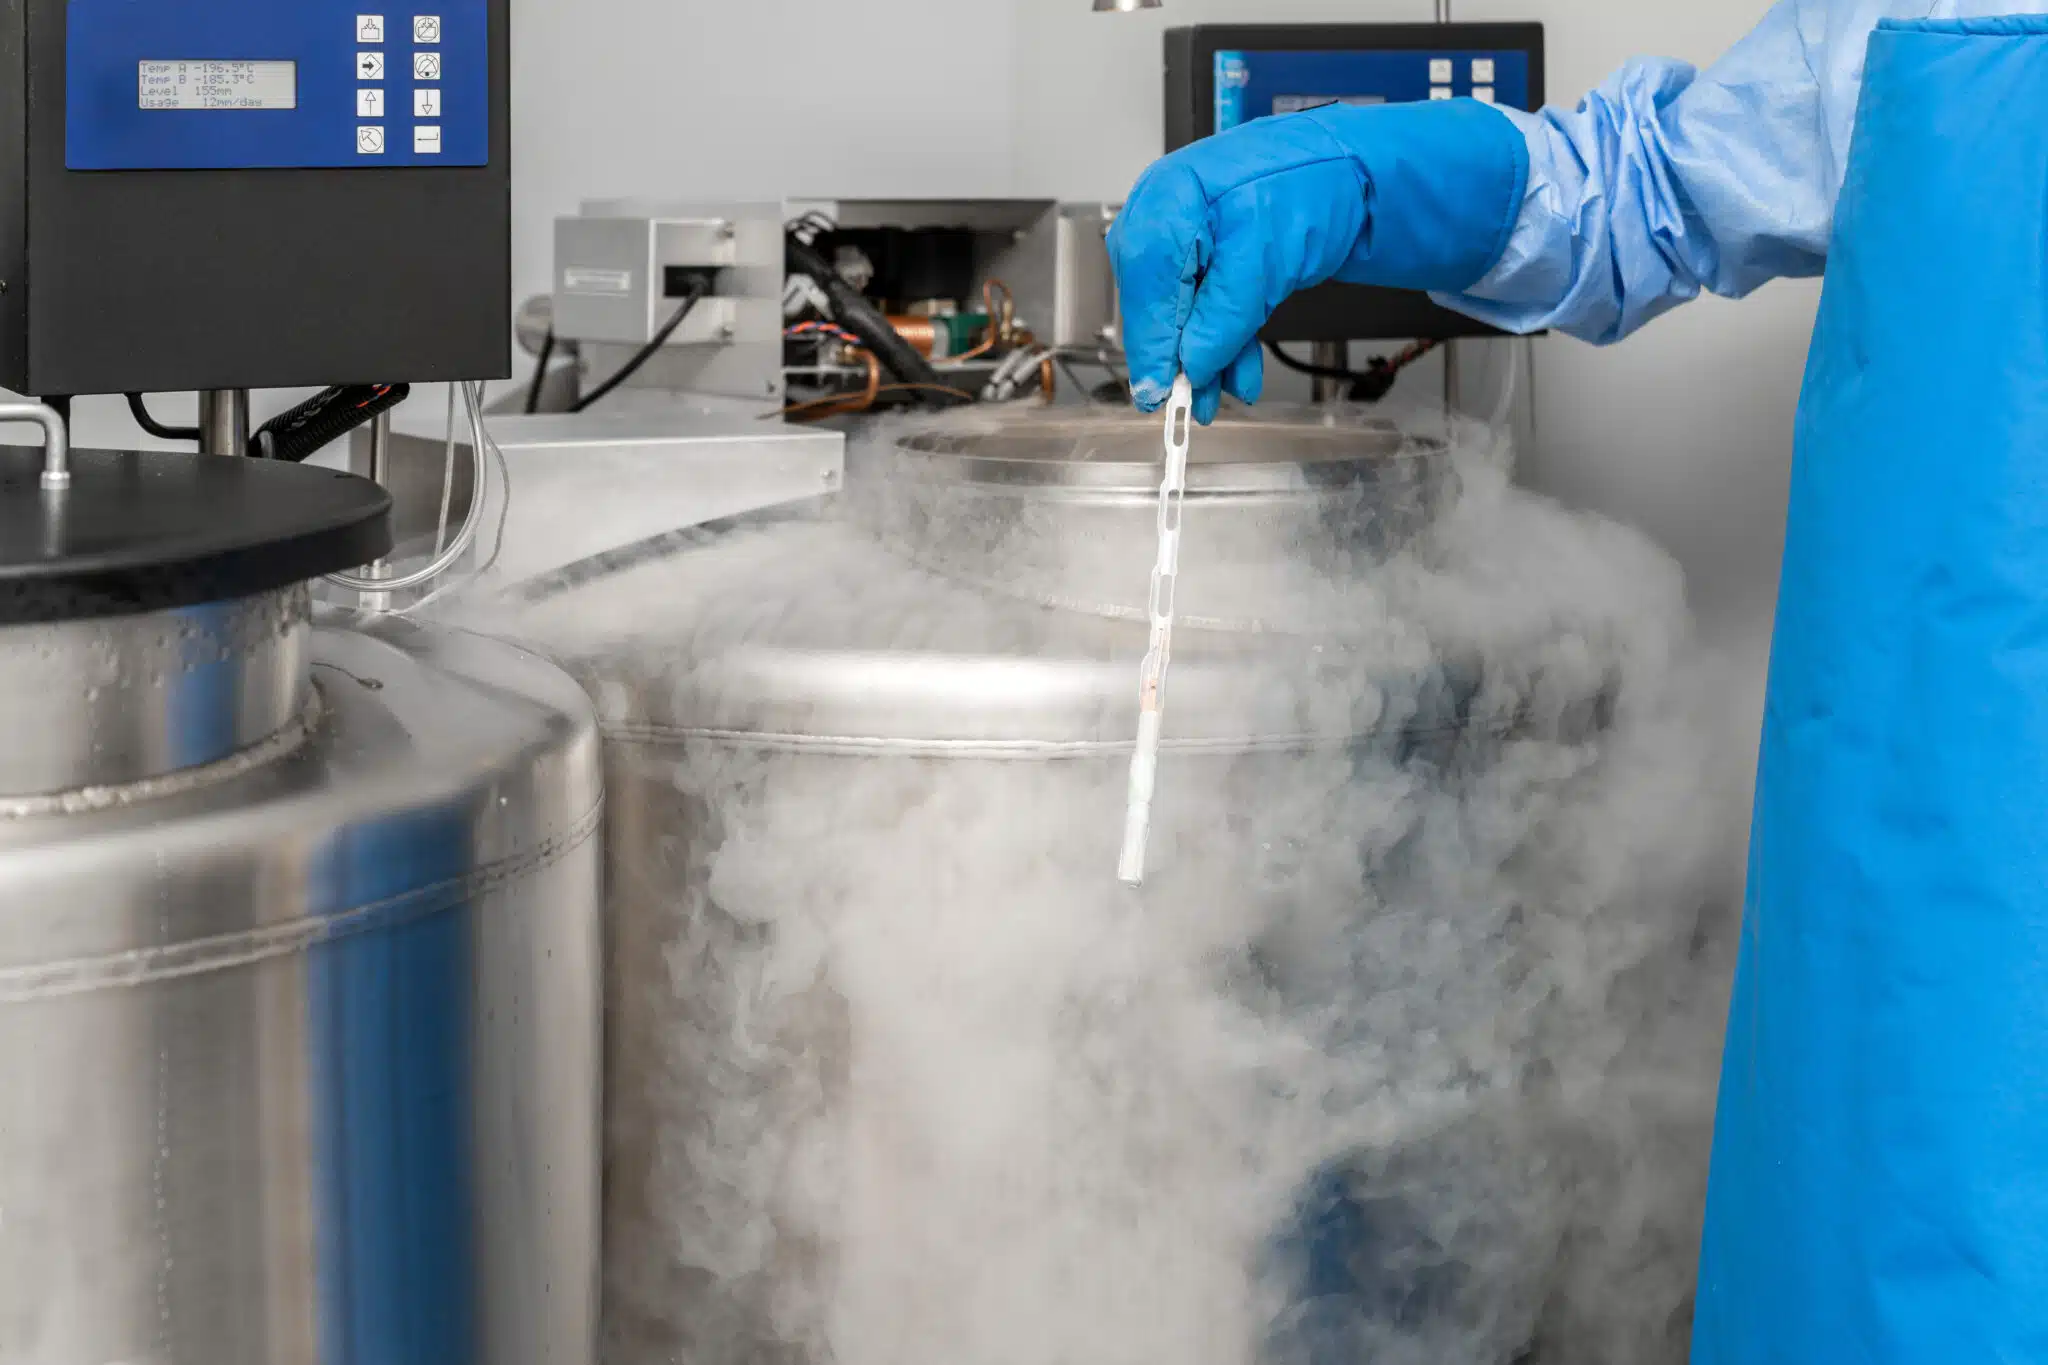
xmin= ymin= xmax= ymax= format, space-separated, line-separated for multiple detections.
xmin=253 ymin=383 xmax=411 ymax=463
xmin=785 ymin=234 xmax=950 ymax=395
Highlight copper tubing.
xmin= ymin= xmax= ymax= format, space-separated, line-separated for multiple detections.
xmin=887 ymin=316 xmax=941 ymax=357
xmin=1040 ymin=354 xmax=1057 ymax=402
xmin=883 ymin=281 xmax=1015 ymax=363
xmin=951 ymin=280 xmax=1010 ymax=362
xmin=789 ymin=348 xmax=883 ymax=422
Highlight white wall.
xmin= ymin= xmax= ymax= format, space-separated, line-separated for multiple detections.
xmin=507 ymin=0 xmax=1024 ymax=319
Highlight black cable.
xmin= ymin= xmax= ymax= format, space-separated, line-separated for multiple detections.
xmin=524 ymin=329 xmax=556 ymax=415
xmin=126 ymin=393 xmax=201 ymax=442
xmin=785 ymin=233 xmax=961 ymax=401
xmin=571 ymin=279 xmax=709 ymax=415
xmin=1268 ymin=340 xmax=1440 ymax=403
xmin=250 ymin=383 xmax=410 ymax=462
xmin=1056 ymin=352 xmax=1130 ymax=406
xmin=1267 ymin=342 xmax=1374 ymax=383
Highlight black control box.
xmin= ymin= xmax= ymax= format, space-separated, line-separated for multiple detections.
xmin=0 ymin=0 xmax=511 ymax=398
xmin=1165 ymin=23 xmax=1546 ymax=344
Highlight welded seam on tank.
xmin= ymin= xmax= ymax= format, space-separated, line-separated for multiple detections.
xmin=0 ymin=692 xmax=324 ymax=820
xmin=878 ymin=550 xmax=1310 ymax=636
xmin=0 ymin=797 xmax=603 ymax=1003
xmin=597 ymin=718 xmax=1528 ymax=759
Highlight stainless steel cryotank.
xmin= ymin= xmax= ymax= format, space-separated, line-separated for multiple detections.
xmin=0 ymin=446 xmax=604 ymax=1365
xmin=504 ymin=407 xmax=1716 ymax=1365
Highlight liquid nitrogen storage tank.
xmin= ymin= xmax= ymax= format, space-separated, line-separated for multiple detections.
xmin=503 ymin=406 xmax=1722 ymax=1365
xmin=0 ymin=435 xmax=603 ymax=1365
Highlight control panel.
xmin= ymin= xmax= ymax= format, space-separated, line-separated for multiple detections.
xmin=1213 ymin=48 xmax=1534 ymax=133
xmin=1165 ymin=23 xmax=1546 ymax=344
xmin=65 ymin=0 xmax=488 ymax=169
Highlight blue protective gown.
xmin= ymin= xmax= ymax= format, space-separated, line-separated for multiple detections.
xmin=1455 ymin=7 xmax=2048 ymax=1362
xmin=1436 ymin=0 xmax=2048 ymax=343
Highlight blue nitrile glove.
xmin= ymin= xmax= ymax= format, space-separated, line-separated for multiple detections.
xmin=1108 ymin=100 xmax=1529 ymax=423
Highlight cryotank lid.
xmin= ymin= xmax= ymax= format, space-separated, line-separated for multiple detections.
xmin=0 ymin=447 xmax=391 ymax=623
xmin=876 ymin=408 xmax=1445 ymax=496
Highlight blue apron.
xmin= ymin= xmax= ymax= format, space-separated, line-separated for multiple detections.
xmin=1694 ymin=17 xmax=2048 ymax=1362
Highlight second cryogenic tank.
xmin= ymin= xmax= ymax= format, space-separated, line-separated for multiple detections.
xmin=503 ymin=407 xmax=1721 ymax=1365
xmin=0 ymin=437 xmax=603 ymax=1365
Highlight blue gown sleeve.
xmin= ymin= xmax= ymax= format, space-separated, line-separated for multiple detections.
xmin=1433 ymin=0 xmax=1837 ymax=344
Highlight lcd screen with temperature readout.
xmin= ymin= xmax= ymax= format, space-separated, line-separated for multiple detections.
xmin=138 ymin=60 xmax=298 ymax=111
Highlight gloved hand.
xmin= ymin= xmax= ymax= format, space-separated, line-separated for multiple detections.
xmin=1108 ymin=100 xmax=1530 ymax=423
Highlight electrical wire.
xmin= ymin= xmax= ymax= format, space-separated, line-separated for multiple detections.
xmin=1268 ymin=339 xmax=1441 ymax=402
xmin=524 ymin=329 xmax=556 ymax=414
xmin=324 ymin=380 xmax=494 ymax=596
xmin=787 ymin=209 xmax=838 ymax=243
xmin=393 ymin=388 xmax=515 ymax=618
xmin=790 ymin=349 xmax=883 ymax=420
xmin=1056 ymin=350 xmax=1131 ymax=405
xmin=571 ymin=278 xmax=710 ymax=414
xmin=434 ymin=383 xmax=458 ymax=557
xmin=125 ymin=393 xmax=201 ymax=443
xmin=251 ymin=383 xmax=408 ymax=462
xmin=785 ymin=233 xmax=955 ymax=396
xmin=785 ymin=321 xmax=866 ymax=348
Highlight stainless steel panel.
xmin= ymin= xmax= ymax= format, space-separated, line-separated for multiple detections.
xmin=0 ymin=615 xmax=604 ymax=1365
xmin=0 ymin=586 xmax=309 ymax=797
xmin=346 ymin=403 xmax=844 ymax=596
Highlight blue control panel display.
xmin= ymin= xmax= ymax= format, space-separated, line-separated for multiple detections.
xmin=1215 ymin=48 xmax=1534 ymax=133
xmin=67 ymin=0 xmax=488 ymax=170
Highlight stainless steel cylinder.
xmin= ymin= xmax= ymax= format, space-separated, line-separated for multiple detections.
xmin=501 ymin=407 xmax=1711 ymax=1365
xmin=0 ymin=610 xmax=605 ymax=1365
xmin=198 ymin=388 xmax=252 ymax=457
xmin=0 ymin=586 xmax=308 ymax=797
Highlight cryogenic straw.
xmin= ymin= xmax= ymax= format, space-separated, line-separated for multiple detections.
xmin=1118 ymin=374 xmax=1194 ymax=887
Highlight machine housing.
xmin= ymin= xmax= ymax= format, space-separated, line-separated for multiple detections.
xmin=547 ymin=199 xmax=1121 ymax=405
xmin=0 ymin=0 xmax=512 ymax=397
xmin=1165 ymin=22 xmax=1546 ymax=344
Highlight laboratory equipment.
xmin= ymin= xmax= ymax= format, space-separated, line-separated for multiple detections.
xmin=1164 ymin=23 xmax=1545 ymax=346
xmin=0 ymin=0 xmax=603 ymax=1360
xmin=0 ymin=426 xmax=603 ymax=1365
xmin=345 ymin=396 xmax=844 ymax=595
xmin=534 ymin=198 xmax=1122 ymax=410
xmin=1 ymin=0 xmax=510 ymax=417
xmin=492 ymin=405 xmax=1715 ymax=1365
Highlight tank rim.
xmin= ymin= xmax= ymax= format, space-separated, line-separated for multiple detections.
xmin=879 ymin=410 xmax=1447 ymax=496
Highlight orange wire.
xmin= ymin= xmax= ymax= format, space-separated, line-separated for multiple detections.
xmin=793 ymin=348 xmax=882 ymax=420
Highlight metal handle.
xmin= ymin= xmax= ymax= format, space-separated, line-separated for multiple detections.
xmin=0 ymin=400 xmax=72 ymax=491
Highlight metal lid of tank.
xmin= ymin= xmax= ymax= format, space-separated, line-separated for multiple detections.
xmin=0 ymin=447 xmax=392 ymax=624
xmin=852 ymin=407 xmax=1455 ymax=634
xmin=875 ymin=407 xmax=1444 ymax=496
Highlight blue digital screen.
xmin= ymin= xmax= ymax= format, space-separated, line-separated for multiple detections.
xmin=67 ymin=0 xmax=489 ymax=170
xmin=1216 ymin=48 xmax=1533 ymax=133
